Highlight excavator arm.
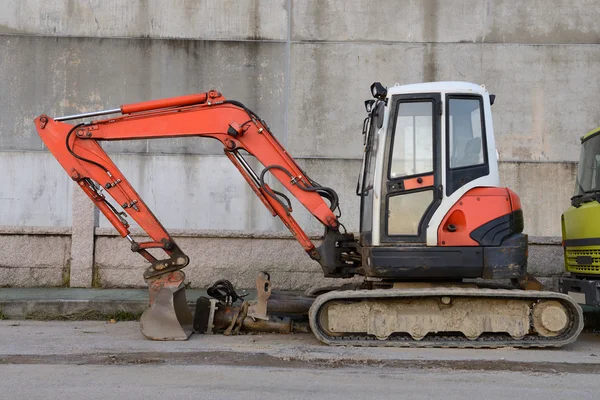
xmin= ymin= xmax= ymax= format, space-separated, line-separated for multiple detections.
xmin=34 ymin=91 xmax=359 ymax=283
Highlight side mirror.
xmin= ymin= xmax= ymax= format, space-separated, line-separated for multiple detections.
xmin=489 ymin=94 xmax=496 ymax=105
xmin=364 ymin=100 xmax=375 ymax=113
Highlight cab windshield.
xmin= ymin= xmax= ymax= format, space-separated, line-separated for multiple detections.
xmin=575 ymin=134 xmax=600 ymax=196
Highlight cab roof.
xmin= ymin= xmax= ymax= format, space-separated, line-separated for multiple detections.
xmin=386 ymin=81 xmax=488 ymax=96
xmin=582 ymin=127 xmax=600 ymax=142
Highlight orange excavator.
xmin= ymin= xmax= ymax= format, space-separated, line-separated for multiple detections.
xmin=34 ymin=82 xmax=583 ymax=348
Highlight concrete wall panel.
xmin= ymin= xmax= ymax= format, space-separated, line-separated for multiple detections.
xmin=0 ymin=36 xmax=285 ymax=154
xmin=96 ymin=154 xmax=360 ymax=233
xmin=94 ymin=234 xmax=351 ymax=290
xmin=95 ymin=232 xmax=566 ymax=290
xmin=288 ymin=42 xmax=600 ymax=161
xmin=500 ymin=162 xmax=576 ymax=237
xmin=292 ymin=0 xmax=600 ymax=44
xmin=0 ymin=234 xmax=70 ymax=287
xmin=0 ymin=0 xmax=288 ymax=41
xmin=528 ymin=240 xmax=566 ymax=278
xmin=485 ymin=0 xmax=600 ymax=44
xmin=90 ymin=155 xmax=574 ymax=237
xmin=0 ymin=0 xmax=596 ymax=290
xmin=288 ymin=42 xmax=423 ymax=158
xmin=0 ymin=152 xmax=72 ymax=227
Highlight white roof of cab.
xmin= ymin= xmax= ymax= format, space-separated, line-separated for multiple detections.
xmin=386 ymin=81 xmax=488 ymax=96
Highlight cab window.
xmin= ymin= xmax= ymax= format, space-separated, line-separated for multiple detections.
xmin=448 ymin=97 xmax=485 ymax=169
xmin=389 ymin=101 xmax=434 ymax=179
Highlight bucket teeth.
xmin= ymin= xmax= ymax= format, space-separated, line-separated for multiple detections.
xmin=140 ymin=271 xmax=193 ymax=341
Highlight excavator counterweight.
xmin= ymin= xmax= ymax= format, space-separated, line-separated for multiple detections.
xmin=34 ymin=81 xmax=583 ymax=347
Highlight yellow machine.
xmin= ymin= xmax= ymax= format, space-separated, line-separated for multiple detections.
xmin=561 ymin=127 xmax=600 ymax=306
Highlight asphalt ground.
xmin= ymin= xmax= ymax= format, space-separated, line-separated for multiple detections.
xmin=1 ymin=321 xmax=600 ymax=399
xmin=2 ymin=320 xmax=600 ymax=373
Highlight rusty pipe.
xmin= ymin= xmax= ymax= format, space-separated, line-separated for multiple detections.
xmin=266 ymin=296 xmax=314 ymax=315
xmin=213 ymin=306 xmax=309 ymax=334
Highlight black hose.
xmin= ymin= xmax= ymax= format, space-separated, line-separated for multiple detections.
xmin=207 ymin=280 xmax=246 ymax=303
xmin=66 ymin=125 xmax=129 ymax=222
xmin=259 ymin=165 xmax=339 ymax=212
xmin=223 ymin=100 xmax=342 ymax=215
xmin=222 ymin=100 xmax=273 ymax=135
xmin=65 ymin=123 xmax=111 ymax=174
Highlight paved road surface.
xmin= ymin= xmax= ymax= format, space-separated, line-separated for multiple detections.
xmin=0 ymin=363 xmax=597 ymax=400
xmin=1 ymin=321 xmax=600 ymax=399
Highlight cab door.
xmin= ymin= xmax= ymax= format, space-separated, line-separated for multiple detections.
xmin=358 ymin=101 xmax=384 ymax=245
xmin=380 ymin=93 xmax=442 ymax=244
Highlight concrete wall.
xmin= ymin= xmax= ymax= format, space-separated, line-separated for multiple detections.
xmin=0 ymin=0 xmax=597 ymax=289
xmin=0 ymin=227 xmax=71 ymax=287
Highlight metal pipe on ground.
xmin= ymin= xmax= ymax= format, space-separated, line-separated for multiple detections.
xmin=266 ymin=295 xmax=314 ymax=315
xmin=213 ymin=305 xmax=310 ymax=334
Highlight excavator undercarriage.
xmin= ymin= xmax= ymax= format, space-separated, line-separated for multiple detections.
xmin=34 ymin=82 xmax=584 ymax=348
xmin=310 ymin=287 xmax=583 ymax=348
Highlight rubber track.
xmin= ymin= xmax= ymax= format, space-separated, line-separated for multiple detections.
xmin=308 ymin=288 xmax=584 ymax=349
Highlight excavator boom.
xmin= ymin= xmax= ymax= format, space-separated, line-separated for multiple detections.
xmin=35 ymin=91 xmax=356 ymax=279
xmin=35 ymin=90 xmax=358 ymax=340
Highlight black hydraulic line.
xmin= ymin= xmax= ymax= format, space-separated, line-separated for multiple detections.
xmin=81 ymin=178 xmax=129 ymax=226
xmin=271 ymin=189 xmax=294 ymax=212
xmin=65 ymin=124 xmax=131 ymax=225
xmin=223 ymin=99 xmax=344 ymax=219
xmin=259 ymin=165 xmax=339 ymax=212
xmin=65 ymin=122 xmax=111 ymax=174
xmin=207 ymin=279 xmax=247 ymax=304
xmin=259 ymin=166 xmax=294 ymax=213
xmin=222 ymin=100 xmax=263 ymax=126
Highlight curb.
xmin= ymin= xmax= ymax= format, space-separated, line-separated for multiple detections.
xmin=0 ymin=299 xmax=148 ymax=320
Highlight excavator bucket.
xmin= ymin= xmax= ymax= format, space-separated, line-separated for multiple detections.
xmin=140 ymin=271 xmax=194 ymax=341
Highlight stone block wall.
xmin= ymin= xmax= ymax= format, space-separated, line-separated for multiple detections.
xmin=1 ymin=0 xmax=597 ymax=289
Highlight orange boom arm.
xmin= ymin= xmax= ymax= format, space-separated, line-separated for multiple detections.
xmin=34 ymin=91 xmax=359 ymax=280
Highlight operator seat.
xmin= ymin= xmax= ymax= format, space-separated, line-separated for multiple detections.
xmin=463 ymin=137 xmax=482 ymax=166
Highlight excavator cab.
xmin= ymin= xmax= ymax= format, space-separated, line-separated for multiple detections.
xmin=350 ymin=82 xmax=527 ymax=281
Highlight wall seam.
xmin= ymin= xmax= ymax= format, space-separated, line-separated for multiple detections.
xmin=0 ymin=32 xmax=598 ymax=47
xmin=282 ymin=0 xmax=292 ymax=145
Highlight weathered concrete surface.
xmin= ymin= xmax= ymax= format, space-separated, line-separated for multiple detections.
xmin=0 ymin=0 xmax=288 ymax=41
xmin=69 ymin=184 xmax=97 ymax=288
xmin=500 ymin=161 xmax=576 ymax=236
xmin=1 ymin=0 xmax=598 ymax=291
xmin=94 ymin=155 xmax=572 ymax=236
xmin=94 ymin=233 xmax=354 ymax=290
xmin=2 ymin=364 xmax=597 ymax=400
xmin=0 ymin=35 xmax=285 ymax=153
xmin=0 ymin=157 xmax=575 ymax=288
xmin=96 ymin=155 xmax=360 ymax=233
xmin=0 ymin=288 xmax=208 ymax=319
xmin=0 ymin=234 xmax=70 ymax=287
xmin=528 ymin=238 xmax=565 ymax=279
xmin=288 ymin=43 xmax=600 ymax=160
xmin=292 ymin=0 xmax=600 ymax=44
xmin=0 ymin=157 xmax=576 ymax=288
xmin=0 ymin=227 xmax=71 ymax=235
xmin=0 ymin=152 xmax=72 ymax=226
xmin=0 ymin=153 xmax=574 ymax=236
xmin=2 ymin=321 xmax=600 ymax=367
xmin=0 ymin=230 xmax=570 ymax=289
xmin=92 ymin=230 xmax=566 ymax=290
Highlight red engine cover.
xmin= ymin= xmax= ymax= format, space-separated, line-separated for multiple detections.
xmin=437 ymin=187 xmax=522 ymax=246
